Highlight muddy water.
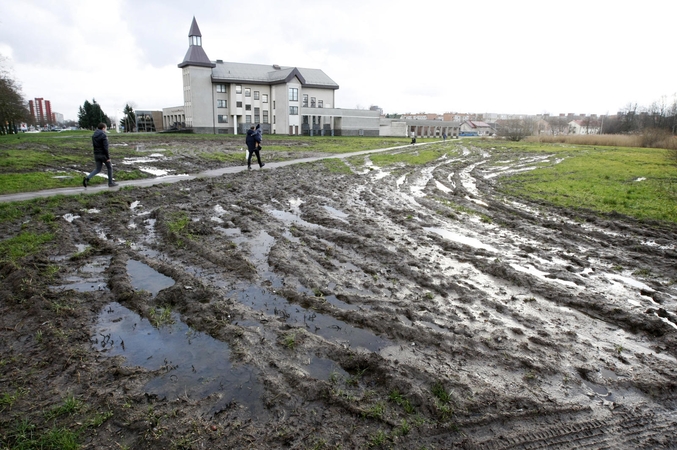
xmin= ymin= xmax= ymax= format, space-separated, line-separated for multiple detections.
xmin=126 ymin=259 xmax=175 ymax=297
xmin=93 ymin=302 xmax=265 ymax=416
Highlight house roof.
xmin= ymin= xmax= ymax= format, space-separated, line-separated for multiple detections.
xmin=178 ymin=17 xmax=215 ymax=68
xmin=178 ymin=46 xmax=216 ymax=68
xmin=465 ymin=120 xmax=491 ymax=128
xmin=211 ymin=62 xmax=339 ymax=88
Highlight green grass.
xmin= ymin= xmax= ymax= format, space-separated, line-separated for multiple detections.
xmin=0 ymin=231 xmax=55 ymax=262
xmin=320 ymin=158 xmax=352 ymax=174
xmin=370 ymin=145 xmax=458 ymax=167
xmin=498 ymin=145 xmax=677 ymax=222
xmin=3 ymin=420 xmax=79 ymax=450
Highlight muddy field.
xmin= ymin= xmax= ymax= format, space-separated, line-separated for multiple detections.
xmin=1 ymin=139 xmax=677 ymax=449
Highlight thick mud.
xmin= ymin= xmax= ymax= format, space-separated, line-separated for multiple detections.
xmin=1 ymin=140 xmax=677 ymax=449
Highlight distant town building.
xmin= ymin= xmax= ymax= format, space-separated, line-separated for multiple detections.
xmin=460 ymin=120 xmax=494 ymax=136
xmin=568 ymin=119 xmax=600 ymax=135
xmin=28 ymin=98 xmax=53 ymax=126
xmin=135 ymin=110 xmax=163 ymax=132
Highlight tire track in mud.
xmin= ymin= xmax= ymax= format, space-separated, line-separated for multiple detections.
xmin=20 ymin=141 xmax=676 ymax=448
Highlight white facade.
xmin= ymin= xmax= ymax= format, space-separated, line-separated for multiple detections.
xmin=171 ymin=18 xmax=384 ymax=136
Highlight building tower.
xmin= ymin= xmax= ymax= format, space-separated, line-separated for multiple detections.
xmin=177 ymin=17 xmax=216 ymax=133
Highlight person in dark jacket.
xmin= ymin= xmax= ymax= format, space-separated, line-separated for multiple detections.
xmin=83 ymin=123 xmax=118 ymax=187
xmin=245 ymin=125 xmax=265 ymax=170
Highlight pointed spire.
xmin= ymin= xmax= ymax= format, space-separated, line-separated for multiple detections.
xmin=178 ymin=17 xmax=215 ymax=69
xmin=188 ymin=16 xmax=202 ymax=38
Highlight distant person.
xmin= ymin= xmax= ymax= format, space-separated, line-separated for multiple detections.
xmin=411 ymin=131 xmax=416 ymax=145
xmin=83 ymin=123 xmax=118 ymax=188
xmin=443 ymin=133 xmax=447 ymax=141
xmin=246 ymin=125 xmax=265 ymax=170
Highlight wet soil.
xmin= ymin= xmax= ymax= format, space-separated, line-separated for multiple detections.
xmin=1 ymin=140 xmax=677 ymax=449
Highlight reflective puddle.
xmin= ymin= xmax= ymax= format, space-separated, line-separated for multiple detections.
xmin=93 ymin=302 xmax=264 ymax=416
xmin=127 ymin=259 xmax=175 ymax=297
xmin=233 ymin=284 xmax=389 ymax=352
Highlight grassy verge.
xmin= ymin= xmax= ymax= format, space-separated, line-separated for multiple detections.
xmin=475 ymin=140 xmax=677 ymax=222
xmin=370 ymin=144 xmax=458 ymax=166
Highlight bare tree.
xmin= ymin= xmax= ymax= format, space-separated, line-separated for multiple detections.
xmin=0 ymin=57 xmax=30 ymax=135
xmin=497 ymin=117 xmax=536 ymax=141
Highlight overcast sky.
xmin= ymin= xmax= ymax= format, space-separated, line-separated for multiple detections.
xmin=1 ymin=0 xmax=674 ymax=122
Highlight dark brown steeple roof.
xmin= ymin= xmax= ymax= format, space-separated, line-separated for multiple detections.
xmin=178 ymin=17 xmax=215 ymax=69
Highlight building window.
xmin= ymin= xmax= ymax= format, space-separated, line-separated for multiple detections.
xmin=289 ymin=88 xmax=298 ymax=102
xmin=254 ymin=107 xmax=260 ymax=123
xmin=254 ymin=91 xmax=260 ymax=100
xmin=273 ymin=115 xmax=276 ymax=124
xmin=217 ymin=115 xmax=228 ymax=123
xmin=236 ymin=101 xmax=242 ymax=108
xmin=217 ymin=99 xmax=227 ymax=108
xmin=311 ymin=97 xmax=316 ymax=108
xmin=245 ymin=88 xmax=251 ymax=97
xmin=289 ymin=106 xmax=298 ymax=115
xmin=236 ymin=85 xmax=242 ymax=94
xmin=263 ymin=94 xmax=268 ymax=103
xmin=302 ymin=94 xmax=308 ymax=107
xmin=246 ymin=115 xmax=251 ymax=123
xmin=273 ymin=101 xmax=275 ymax=109
xmin=318 ymin=100 xmax=323 ymax=108
xmin=216 ymin=84 xmax=226 ymax=93
xmin=245 ymin=104 xmax=251 ymax=111
xmin=263 ymin=111 xmax=269 ymax=124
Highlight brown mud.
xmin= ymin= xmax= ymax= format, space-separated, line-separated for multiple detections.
xmin=1 ymin=140 xmax=676 ymax=449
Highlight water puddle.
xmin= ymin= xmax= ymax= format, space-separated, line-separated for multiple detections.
xmin=304 ymin=356 xmax=350 ymax=381
xmin=232 ymin=284 xmax=389 ymax=352
xmin=126 ymin=259 xmax=175 ymax=297
xmin=425 ymin=227 xmax=498 ymax=252
xmin=323 ymin=205 xmax=349 ymax=223
xmin=269 ymin=208 xmax=320 ymax=229
xmin=93 ymin=302 xmax=264 ymax=416
xmin=52 ymin=256 xmax=111 ymax=292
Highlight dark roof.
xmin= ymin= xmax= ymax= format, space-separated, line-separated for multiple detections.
xmin=188 ymin=16 xmax=201 ymax=37
xmin=178 ymin=17 xmax=215 ymax=68
xmin=178 ymin=46 xmax=216 ymax=68
xmin=212 ymin=61 xmax=338 ymax=88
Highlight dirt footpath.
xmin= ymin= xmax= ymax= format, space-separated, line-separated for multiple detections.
xmin=1 ymin=141 xmax=676 ymax=449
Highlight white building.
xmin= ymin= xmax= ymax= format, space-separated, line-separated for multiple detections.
xmin=165 ymin=17 xmax=380 ymax=136
xmin=568 ymin=119 xmax=600 ymax=135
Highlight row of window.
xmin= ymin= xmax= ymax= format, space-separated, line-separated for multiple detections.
xmin=217 ymin=111 xmax=270 ymax=124
xmin=216 ymin=85 xmax=324 ymax=109
xmin=216 ymin=84 xmax=269 ymax=102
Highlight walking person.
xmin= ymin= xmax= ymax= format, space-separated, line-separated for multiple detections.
xmin=246 ymin=125 xmax=265 ymax=170
xmin=83 ymin=123 xmax=118 ymax=188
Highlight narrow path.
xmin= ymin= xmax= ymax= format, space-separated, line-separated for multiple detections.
xmin=0 ymin=142 xmax=439 ymax=203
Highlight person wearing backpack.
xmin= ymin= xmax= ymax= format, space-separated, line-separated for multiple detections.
xmin=246 ymin=124 xmax=265 ymax=170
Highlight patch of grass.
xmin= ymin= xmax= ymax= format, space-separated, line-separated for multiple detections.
xmin=0 ymin=231 xmax=55 ymax=262
xmin=498 ymin=144 xmax=677 ymax=223
xmin=363 ymin=402 xmax=386 ymax=419
xmin=86 ymin=411 xmax=113 ymax=428
xmin=0 ymin=388 xmax=28 ymax=411
xmin=166 ymin=211 xmax=190 ymax=234
xmin=4 ymin=419 xmax=80 ymax=450
xmin=368 ymin=429 xmax=388 ymax=447
xmin=149 ymin=306 xmax=175 ymax=327
xmin=370 ymin=146 xmax=456 ymax=167
xmin=282 ymin=332 xmax=297 ymax=350
xmin=320 ymin=158 xmax=352 ymax=174
xmin=431 ymin=381 xmax=451 ymax=404
xmin=388 ymin=389 xmax=415 ymax=414
xmin=44 ymin=394 xmax=82 ymax=421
